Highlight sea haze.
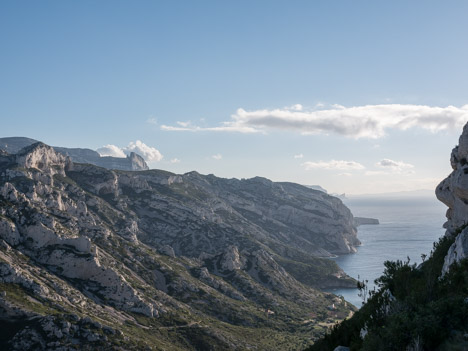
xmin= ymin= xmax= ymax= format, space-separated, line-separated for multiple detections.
xmin=327 ymin=192 xmax=447 ymax=307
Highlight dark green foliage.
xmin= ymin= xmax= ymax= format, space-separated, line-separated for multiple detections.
xmin=307 ymin=235 xmax=468 ymax=351
xmin=277 ymin=255 xmax=356 ymax=289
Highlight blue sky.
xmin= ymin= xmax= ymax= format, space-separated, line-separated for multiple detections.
xmin=1 ymin=1 xmax=467 ymax=194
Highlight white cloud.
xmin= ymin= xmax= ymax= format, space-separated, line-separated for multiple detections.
xmin=288 ymin=104 xmax=303 ymax=111
xmin=170 ymin=158 xmax=180 ymax=163
xmin=339 ymin=173 xmax=353 ymax=177
xmin=365 ymin=159 xmax=415 ymax=176
xmin=294 ymin=153 xmax=304 ymax=159
xmin=376 ymin=159 xmax=415 ymax=174
xmin=301 ymin=160 xmax=365 ymax=171
xmin=125 ymin=140 xmax=163 ymax=161
xmin=96 ymin=145 xmax=126 ymax=158
xmin=212 ymin=154 xmax=222 ymax=160
xmin=377 ymin=159 xmax=414 ymax=170
xmin=161 ymin=104 xmax=468 ymax=139
xmin=96 ymin=140 xmax=163 ymax=162
xmin=176 ymin=121 xmax=191 ymax=127
xmin=160 ymin=123 xmax=259 ymax=133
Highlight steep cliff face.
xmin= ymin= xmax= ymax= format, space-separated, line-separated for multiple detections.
xmin=436 ymin=122 xmax=468 ymax=272
xmin=0 ymin=142 xmax=357 ymax=350
xmin=0 ymin=137 xmax=149 ymax=171
xmin=121 ymin=172 xmax=359 ymax=258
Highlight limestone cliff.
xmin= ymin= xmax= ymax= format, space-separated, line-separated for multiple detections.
xmin=436 ymin=122 xmax=468 ymax=273
xmin=0 ymin=142 xmax=357 ymax=350
xmin=0 ymin=137 xmax=149 ymax=171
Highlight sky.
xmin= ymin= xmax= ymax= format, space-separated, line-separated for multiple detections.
xmin=1 ymin=0 xmax=468 ymax=194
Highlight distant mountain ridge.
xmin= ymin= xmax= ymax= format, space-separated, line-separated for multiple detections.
xmin=0 ymin=137 xmax=149 ymax=171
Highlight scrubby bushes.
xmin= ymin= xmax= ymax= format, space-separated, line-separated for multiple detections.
xmin=307 ymin=235 xmax=468 ymax=351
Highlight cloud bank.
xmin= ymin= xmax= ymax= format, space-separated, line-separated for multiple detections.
xmin=301 ymin=160 xmax=365 ymax=171
xmin=125 ymin=141 xmax=163 ymax=161
xmin=376 ymin=159 xmax=414 ymax=171
xmin=96 ymin=140 xmax=163 ymax=162
xmin=161 ymin=104 xmax=468 ymax=138
xmin=96 ymin=144 xmax=127 ymax=158
xmin=365 ymin=158 xmax=415 ymax=176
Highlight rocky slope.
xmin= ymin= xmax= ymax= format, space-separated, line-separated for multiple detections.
xmin=0 ymin=142 xmax=358 ymax=350
xmin=0 ymin=137 xmax=149 ymax=171
xmin=436 ymin=123 xmax=468 ymax=273
xmin=308 ymin=123 xmax=468 ymax=351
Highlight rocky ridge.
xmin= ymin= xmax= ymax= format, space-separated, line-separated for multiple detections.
xmin=0 ymin=137 xmax=149 ymax=171
xmin=0 ymin=142 xmax=357 ymax=350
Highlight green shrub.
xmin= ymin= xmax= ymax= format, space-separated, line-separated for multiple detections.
xmin=307 ymin=233 xmax=468 ymax=351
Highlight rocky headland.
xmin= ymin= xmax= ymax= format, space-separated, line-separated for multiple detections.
xmin=0 ymin=141 xmax=360 ymax=350
xmin=353 ymin=217 xmax=379 ymax=226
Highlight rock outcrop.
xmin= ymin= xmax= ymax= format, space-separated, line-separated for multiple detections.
xmin=0 ymin=137 xmax=149 ymax=171
xmin=442 ymin=226 xmax=468 ymax=274
xmin=354 ymin=217 xmax=379 ymax=226
xmin=436 ymin=122 xmax=468 ymax=273
xmin=0 ymin=141 xmax=357 ymax=350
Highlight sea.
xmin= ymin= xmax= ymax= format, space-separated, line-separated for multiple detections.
xmin=326 ymin=192 xmax=447 ymax=308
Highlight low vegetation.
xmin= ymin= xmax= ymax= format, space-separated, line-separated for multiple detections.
xmin=307 ymin=235 xmax=468 ymax=350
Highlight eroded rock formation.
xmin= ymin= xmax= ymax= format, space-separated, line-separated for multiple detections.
xmin=436 ymin=122 xmax=468 ymax=273
xmin=0 ymin=142 xmax=357 ymax=349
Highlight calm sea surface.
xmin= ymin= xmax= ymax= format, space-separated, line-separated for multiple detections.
xmin=326 ymin=195 xmax=447 ymax=307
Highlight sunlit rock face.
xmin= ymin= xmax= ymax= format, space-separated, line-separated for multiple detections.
xmin=0 ymin=137 xmax=149 ymax=171
xmin=0 ymin=141 xmax=357 ymax=349
xmin=436 ymin=122 xmax=468 ymax=273
xmin=436 ymin=123 xmax=468 ymax=235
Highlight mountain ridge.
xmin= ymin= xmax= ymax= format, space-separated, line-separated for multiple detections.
xmin=0 ymin=137 xmax=149 ymax=171
xmin=0 ymin=141 xmax=359 ymax=350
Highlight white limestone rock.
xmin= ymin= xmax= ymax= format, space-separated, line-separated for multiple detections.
xmin=220 ymin=245 xmax=245 ymax=271
xmin=160 ymin=244 xmax=176 ymax=257
xmin=0 ymin=218 xmax=22 ymax=246
xmin=436 ymin=122 xmax=468 ymax=235
xmin=436 ymin=122 xmax=468 ymax=274
xmin=0 ymin=138 xmax=360 ymax=346
xmin=25 ymin=223 xmax=60 ymax=249
xmin=0 ymin=262 xmax=50 ymax=297
xmin=442 ymin=227 xmax=468 ymax=274
xmin=38 ymin=247 xmax=157 ymax=317
xmin=15 ymin=143 xmax=71 ymax=176
xmin=118 ymin=220 xmax=139 ymax=242
xmin=0 ymin=182 xmax=22 ymax=202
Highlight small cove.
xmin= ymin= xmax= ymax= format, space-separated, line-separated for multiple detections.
xmin=326 ymin=194 xmax=447 ymax=307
